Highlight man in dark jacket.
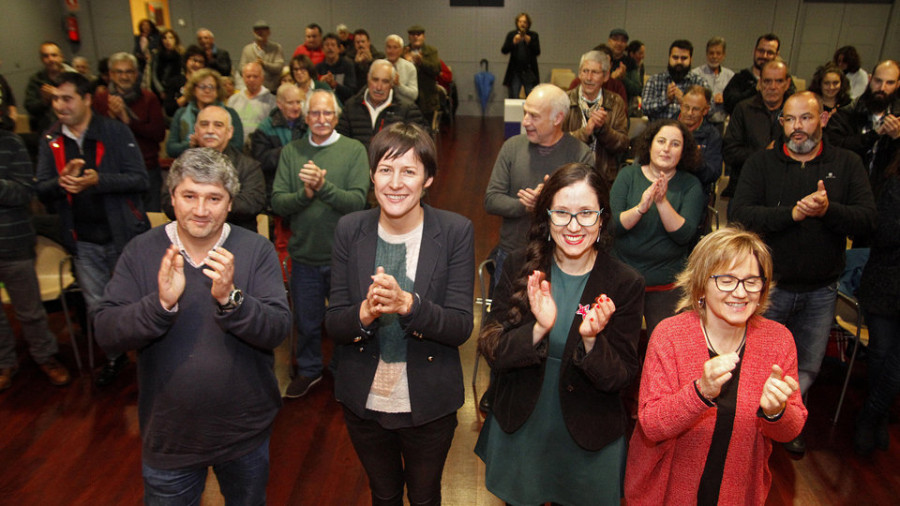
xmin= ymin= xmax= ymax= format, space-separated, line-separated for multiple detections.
xmin=825 ymin=59 xmax=900 ymax=201
xmin=722 ymin=60 xmax=791 ymax=199
xmin=35 ymin=72 xmax=149 ymax=386
xmin=337 ymin=60 xmax=426 ymax=148
xmin=731 ymin=91 xmax=876 ymax=454
xmin=251 ymin=83 xmax=307 ymax=205
xmin=0 ymin=130 xmax=71 ymax=390
xmin=92 ymin=52 xmax=165 ymax=212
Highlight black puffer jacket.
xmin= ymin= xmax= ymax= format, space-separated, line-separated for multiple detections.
xmin=336 ymin=89 xmax=427 ymax=148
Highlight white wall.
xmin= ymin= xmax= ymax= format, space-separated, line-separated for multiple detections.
xmin=1 ymin=0 xmax=895 ymax=118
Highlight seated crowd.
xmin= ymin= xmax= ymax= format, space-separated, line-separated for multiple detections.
xmin=1 ymin=12 xmax=899 ymax=506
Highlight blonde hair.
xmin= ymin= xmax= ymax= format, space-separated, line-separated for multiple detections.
xmin=674 ymin=227 xmax=774 ymax=315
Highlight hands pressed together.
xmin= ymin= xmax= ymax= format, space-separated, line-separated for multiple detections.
xmin=792 ymin=180 xmax=829 ymax=221
xmin=58 ymin=158 xmax=99 ymax=194
xmin=359 ymin=266 xmax=414 ymax=326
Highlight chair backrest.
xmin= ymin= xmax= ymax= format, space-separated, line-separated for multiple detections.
xmin=256 ymin=214 xmax=270 ymax=239
xmin=0 ymin=236 xmax=76 ymax=304
xmin=550 ymin=68 xmax=576 ymax=90
xmin=147 ymin=212 xmax=171 ymax=228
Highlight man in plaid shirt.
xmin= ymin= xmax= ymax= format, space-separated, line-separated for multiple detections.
xmin=642 ymin=39 xmax=706 ymax=122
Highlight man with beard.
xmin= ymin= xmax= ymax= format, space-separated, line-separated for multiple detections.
xmin=162 ymin=106 xmax=265 ymax=232
xmin=722 ymin=60 xmax=792 ymax=200
xmin=93 ymin=52 xmax=165 ymax=211
xmin=826 ymin=60 xmax=900 ymax=201
xmin=562 ymin=50 xmax=628 ymax=181
xmin=723 ymin=33 xmax=795 ymax=114
xmin=271 ymin=90 xmax=369 ymax=399
xmin=731 ymin=91 xmax=876 ymax=455
xmin=641 ymin=39 xmax=706 ymax=121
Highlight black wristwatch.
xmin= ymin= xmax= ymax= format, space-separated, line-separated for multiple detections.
xmin=217 ymin=289 xmax=244 ymax=314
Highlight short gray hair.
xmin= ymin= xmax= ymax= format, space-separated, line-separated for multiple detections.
xmin=368 ymin=59 xmax=397 ymax=81
xmin=579 ymin=50 xmax=610 ymax=72
xmin=385 ymin=34 xmax=404 ymax=46
xmin=302 ymin=89 xmax=343 ymax=118
xmin=276 ymin=83 xmax=301 ymax=101
xmin=108 ymin=52 xmax=138 ymax=69
xmin=168 ymin=148 xmax=241 ymax=199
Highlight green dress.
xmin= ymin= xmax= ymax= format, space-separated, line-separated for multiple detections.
xmin=475 ymin=261 xmax=625 ymax=506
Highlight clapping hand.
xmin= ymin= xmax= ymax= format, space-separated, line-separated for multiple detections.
xmin=578 ymin=294 xmax=616 ymax=353
xmin=158 ymin=244 xmax=185 ymax=310
xmin=527 ymin=270 xmax=556 ymax=345
xmin=759 ymin=364 xmax=799 ymax=417
xmin=697 ymin=352 xmax=740 ymax=401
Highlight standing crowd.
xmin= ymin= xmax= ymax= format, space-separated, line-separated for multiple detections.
xmin=0 ymin=11 xmax=898 ymax=506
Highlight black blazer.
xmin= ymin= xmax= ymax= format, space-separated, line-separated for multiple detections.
xmin=325 ymin=204 xmax=475 ymax=426
xmin=486 ymin=249 xmax=644 ymax=451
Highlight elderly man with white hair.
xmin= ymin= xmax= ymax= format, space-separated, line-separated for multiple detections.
xmin=384 ymin=34 xmax=418 ymax=102
xmin=485 ymin=84 xmax=595 ymax=279
xmin=563 ymin=50 xmax=629 ymax=181
xmin=337 ymin=59 xmax=426 ymax=147
xmin=272 ymin=89 xmax=369 ymax=399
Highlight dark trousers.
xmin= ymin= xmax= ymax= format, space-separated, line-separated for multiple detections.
xmin=342 ymin=407 xmax=457 ymax=506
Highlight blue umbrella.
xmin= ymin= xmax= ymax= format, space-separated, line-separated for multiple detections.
xmin=474 ymin=59 xmax=495 ymax=117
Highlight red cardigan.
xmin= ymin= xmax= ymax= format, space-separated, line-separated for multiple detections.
xmin=625 ymin=311 xmax=807 ymax=505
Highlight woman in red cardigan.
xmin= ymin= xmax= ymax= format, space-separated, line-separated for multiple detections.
xmin=625 ymin=227 xmax=807 ymax=505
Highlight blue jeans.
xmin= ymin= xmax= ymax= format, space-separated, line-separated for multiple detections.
xmin=861 ymin=312 xmax=900 ymax=419
xmin=73 ymin=241 xmax=121 ymax=362
xmin=764 ymin=283 xmax=838 ymax=394
xmin=142 ymin=436 xmax=270 ymax=506
xmin=72 ymin=241 xmax=120 ymax=318
xmin=0 ymin=258 xmax=59 ymax=367
xmin=290 ymin=263 xmax=330 ymax=378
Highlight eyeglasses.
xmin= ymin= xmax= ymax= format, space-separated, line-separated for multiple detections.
xmin=709 ymin=275 xmax=766 ymax=293
xmin=195 ymin=83 xmax=216 ymax=91
xmin=547 ymin=209 xmax=603 ymax=227
xmin=307 ymin=110 xmax=335 ymax=119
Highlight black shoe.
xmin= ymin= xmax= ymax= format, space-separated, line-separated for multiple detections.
xmin=95 ymin=355 xmax=128 ymax=387
xmin=784 ymin=434 xmax=806 ymax=455
xmin=284 ymin=374 xmax=322 ymax=399
xmin=479 ymin=391 xmax=491 ymax=414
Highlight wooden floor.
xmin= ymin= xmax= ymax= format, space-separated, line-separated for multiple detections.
xmin=1 ymin=116 xmax=898 ymax=505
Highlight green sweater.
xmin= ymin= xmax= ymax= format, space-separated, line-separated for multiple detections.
xmin=609 ymin=163 xmax=705 ymax=286
xmin=271 ymin=134 xmax=369 ymax=265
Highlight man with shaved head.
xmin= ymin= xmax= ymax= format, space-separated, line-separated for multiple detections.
xmin=228 ymin=61 xmax=276 ymax=142
xmin=731 ymin=91 xmax=876 ymax=455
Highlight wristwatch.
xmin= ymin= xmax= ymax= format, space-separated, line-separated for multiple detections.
xmin=217 ymin=288 xmax=244 ymax=314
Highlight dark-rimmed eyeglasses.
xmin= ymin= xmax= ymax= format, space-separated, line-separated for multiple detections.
xmin=547 ymin=209 xmax=603 ymax=227
xmin=709 ymin=275 xmax=766 ymax=293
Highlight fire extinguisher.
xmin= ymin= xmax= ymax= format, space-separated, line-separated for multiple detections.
xmin=66 ymin=14 xmax=80 ymax=43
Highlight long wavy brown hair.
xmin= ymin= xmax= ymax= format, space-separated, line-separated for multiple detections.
xmin=478 ymin=163 xmax=611 ymax=362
